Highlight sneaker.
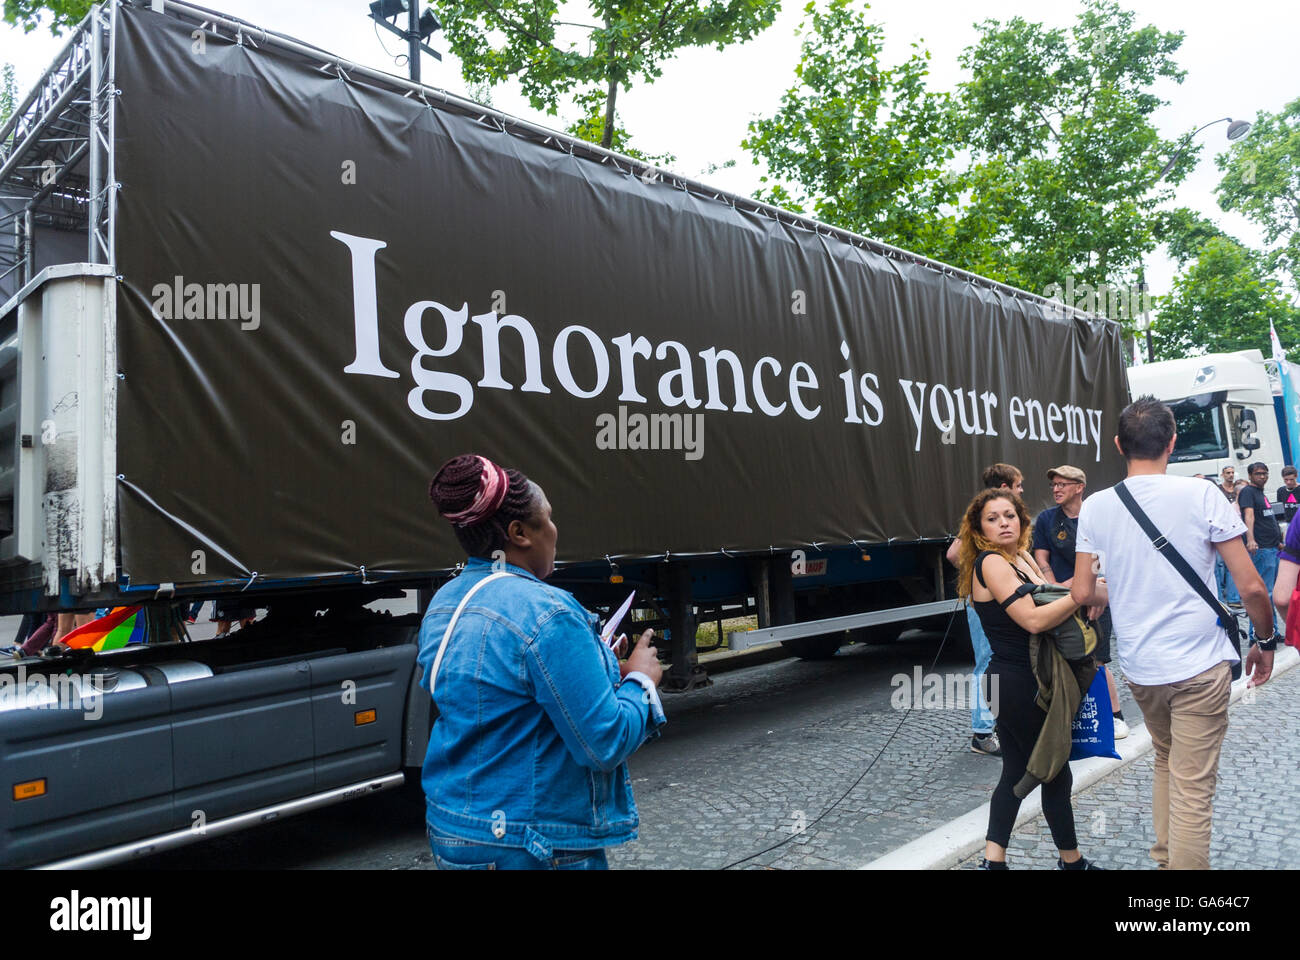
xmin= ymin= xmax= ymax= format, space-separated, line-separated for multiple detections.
xmin=978 ymin=858 xmax=1009 ymax=870
xmin=1058 ymin=856 xmax=1105 ymax=870
xmin=1113 ymin=716 xmax=1130 ymax=740
xmin=971 ymin=733 xmax=1002 ymax=757
xmin=185 ymin=617 xmax=197 ymax=624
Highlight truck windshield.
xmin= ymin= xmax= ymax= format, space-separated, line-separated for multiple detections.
xmin=1169 ymin=396 xmax=1228 ymax=463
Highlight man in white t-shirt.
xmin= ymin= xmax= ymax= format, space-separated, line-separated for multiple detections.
xmin=1071 ymin=396 xmax=1275 ymax=870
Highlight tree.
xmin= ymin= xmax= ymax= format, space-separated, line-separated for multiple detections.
xmin=3 ymin=0 xmax=90 ymax=34
xmin=741 ymin=0 xmax=1194 ymax=324
xmin=1152 ymin=206 xmax=1227 ymax=268
xmin=1153 ymin=236 xmax=1300 ymax=361
xmin=742 ymin=0 xmax=970 ymax=262
xmin=954 ymin=0 xmax=1192 ymax=301
xmin=1215 ymin=97 xmax=1300 ymax=293
xmin=1 ymin=63 xmax=18 ymax=125
xmin=432 ymin=0 xmax=780 ymax=149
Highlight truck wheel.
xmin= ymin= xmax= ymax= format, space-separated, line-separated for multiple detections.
xmin=781 ymin=634 xmax=844 ymax=659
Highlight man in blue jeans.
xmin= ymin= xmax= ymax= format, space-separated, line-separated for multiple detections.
xmin=946 ymin=462 xmax=1024 ymax=757
xmin=1238 ymin=461 xmax=1283 ymax=642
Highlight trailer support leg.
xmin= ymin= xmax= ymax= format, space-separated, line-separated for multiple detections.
xmin=770 ymin=552 xmax=796 ymax=626
xmin=662 ymin=562 xmax=709 ymax=692
xmin=749 ymin=558 xmax=772 ymax=629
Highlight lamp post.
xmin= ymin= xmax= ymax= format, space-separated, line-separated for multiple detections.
xmin=1141 ymin=116 xmax=1252 ymax=363
xmin=368 ymin=0 xmax=442 ymax=83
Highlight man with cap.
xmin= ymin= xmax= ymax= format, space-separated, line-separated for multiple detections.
xmin=1032 ymin=465 xmax=1129 ymax=739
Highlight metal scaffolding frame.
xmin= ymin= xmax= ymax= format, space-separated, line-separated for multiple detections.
xmin=0 ymin=1 xmax=117 ymax=295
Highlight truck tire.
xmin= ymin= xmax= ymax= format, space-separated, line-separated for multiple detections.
xmin=781 ymin=634 xmax=844 ymax=659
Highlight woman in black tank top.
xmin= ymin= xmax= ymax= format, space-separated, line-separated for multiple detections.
xmin=956 ymin=488 xmax=1105 ymax=870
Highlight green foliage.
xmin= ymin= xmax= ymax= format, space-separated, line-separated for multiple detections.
xmin=3 ymin=0 xmax=91 ymax=35
xmin=1 ymin=63 xmax=18 ymax=126
xmin=1152 ymin=207 xmax=1227 ymax=268
xmin=742 ymin=0 xmax=965 ymax=260
xmin=1215 ymin=98 xmax=1300 ymax=292
xmin=743 ymin=0 xmax=1191 ymax=326
xmin=1153 ymin=236 xmax=1300 ymax=360
xmin=954 ymin=0 xmax=1189 ymax=299
xmin=433 ymin=0 xmax=780 ymax=148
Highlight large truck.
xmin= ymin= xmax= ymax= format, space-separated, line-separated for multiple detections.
xmin=0 ymin=0 xmax=1129 ymax=868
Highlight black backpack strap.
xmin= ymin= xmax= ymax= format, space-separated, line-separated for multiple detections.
xmin=1113 ymin=481 xmax=1238 ymax=635
xmin=1001 ymin=583 xmax=1038 ymax=610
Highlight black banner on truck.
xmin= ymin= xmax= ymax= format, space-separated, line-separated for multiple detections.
xmin=111 ymin=4 xmax=1129 ymax=586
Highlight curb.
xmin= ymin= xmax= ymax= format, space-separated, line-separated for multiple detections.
xmin=861 ymin=645 xmax=1300 ymax=870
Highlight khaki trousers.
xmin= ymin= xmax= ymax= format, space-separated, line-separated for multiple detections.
xmin=1128 ymin=661 xmax=1232 ymax=870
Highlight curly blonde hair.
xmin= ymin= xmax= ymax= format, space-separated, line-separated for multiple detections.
xmin=956 ymin=489 xmax=1033 ymax=599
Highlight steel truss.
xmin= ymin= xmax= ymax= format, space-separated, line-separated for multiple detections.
xmin=0 ymin=1 xmax=117 ymax=295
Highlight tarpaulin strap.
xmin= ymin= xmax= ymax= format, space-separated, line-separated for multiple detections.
xmin=522 ymin=826 xmax=553 ymax=860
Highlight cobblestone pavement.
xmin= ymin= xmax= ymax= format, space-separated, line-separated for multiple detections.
xmin=608 ymin=631 xmax=1139 ymax=870
xmin=955 ymin=659 xmax=1300 ymax=870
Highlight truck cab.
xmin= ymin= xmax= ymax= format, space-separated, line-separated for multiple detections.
xmin=1127 ymin=350 xmax=1291 ymax=479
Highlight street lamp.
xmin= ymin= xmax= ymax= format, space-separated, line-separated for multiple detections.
xmin=1141 ymin=115 xmax=1253 ymax=363
xmin=368 ymin=1 xmax=442 ymax=83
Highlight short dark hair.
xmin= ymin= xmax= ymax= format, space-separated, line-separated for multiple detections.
xmin=981 ymin=462 xmax=1022 ymax=489
xmin=1284 ymin=465 xmax=1297 ymax=478
xmin=1247 ymin=461 xmax=1269 ymax=475
xmin=1117 ymin=395 xmax=1175 ymax=460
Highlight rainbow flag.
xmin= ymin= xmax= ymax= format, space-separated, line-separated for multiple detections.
xmin=62 ymin=606 xmax=147 ymax=652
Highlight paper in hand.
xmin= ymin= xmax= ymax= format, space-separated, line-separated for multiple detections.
xmin=600 ymin=591 xmax=637 ymax=648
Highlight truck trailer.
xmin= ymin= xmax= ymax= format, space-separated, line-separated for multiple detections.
xmin=0 ymin=0 xmax=1129 ymax=867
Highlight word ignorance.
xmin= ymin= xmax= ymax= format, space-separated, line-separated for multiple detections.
xmin=332 ymin=231 xmax=1108 ymax=460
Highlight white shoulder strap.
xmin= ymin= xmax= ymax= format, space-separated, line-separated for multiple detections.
xmin=430 ymin=571 xmax=513 ymax=697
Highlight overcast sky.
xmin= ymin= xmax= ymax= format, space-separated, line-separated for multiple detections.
xmin=3 ymin=0 xmax=1297 ymax=301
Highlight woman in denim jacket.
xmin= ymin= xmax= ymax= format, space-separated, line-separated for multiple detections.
xmin=420 ymin=454 xmax=665 ymax=870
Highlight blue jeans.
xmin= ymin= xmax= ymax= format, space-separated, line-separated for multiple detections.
xmin=1249 ymin=547 xmax=1280 ymax=642
xmin=967 ymin=604 xmax=995 ymax=735
xmin=1215 ymin=555 xmax=1240 ymax=604
xmin=428 ymin=825 xmax=609 ymax=870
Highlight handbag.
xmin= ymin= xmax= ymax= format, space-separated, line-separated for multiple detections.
xmin=1069 ymin=667 xmax=1121 ymax=761
xmin=1027 ymin=583 xmax=1098 ymax=660
xmin=1114 ymin=481 xmax=1243 ymax=681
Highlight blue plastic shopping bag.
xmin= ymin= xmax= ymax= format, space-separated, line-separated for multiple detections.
xmin=1069 ymin=668 xmax=1121 ymax=761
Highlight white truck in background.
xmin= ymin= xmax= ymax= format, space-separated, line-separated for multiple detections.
xmin=1127 ymin=349 xmax=1298 ymax=480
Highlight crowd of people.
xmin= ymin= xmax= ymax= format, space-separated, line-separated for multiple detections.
xmin=416 ymin=395 xmax=1282 ymax=871
xmin=959 ymin=397 xmax=1279 ymax=870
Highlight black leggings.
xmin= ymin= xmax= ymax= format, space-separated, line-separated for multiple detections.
xmin=986 ymin=666 xmax=1078 ymax=851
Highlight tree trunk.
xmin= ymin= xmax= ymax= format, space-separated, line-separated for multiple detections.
xmin=602 ymin=76 xmax=617 ymax=150
xmin=602 ymin=23 xmax=616 ymax=150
